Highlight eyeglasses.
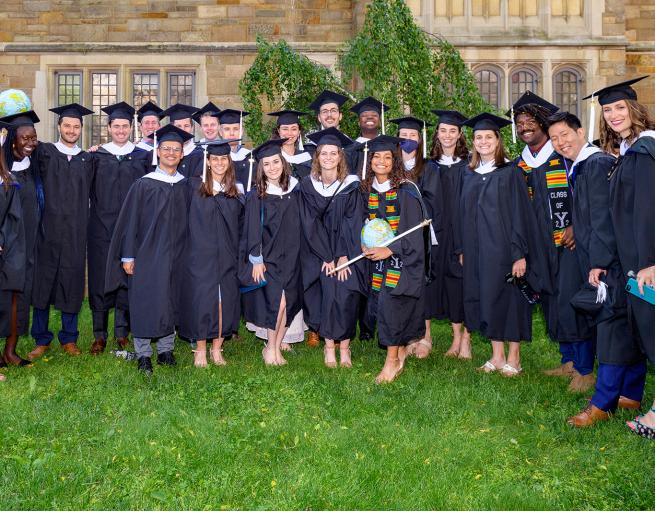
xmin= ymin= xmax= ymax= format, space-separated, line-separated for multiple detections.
xmin=159 ymin=146 xmax=182 ymax=154
xmin=320 ymin=108 xmax=339 ymax=115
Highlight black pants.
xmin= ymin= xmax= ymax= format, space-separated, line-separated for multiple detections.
xmin=92 ymin=308 xmax=129 ymax=340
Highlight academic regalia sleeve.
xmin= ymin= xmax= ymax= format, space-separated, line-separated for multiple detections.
xmin=238 ymin=191 xmax=263 ymax=287
xmin=299 ymin=180 xmax=333 ymax=263
xmin=632 ymin=140 xmax=655 ymax=270
xmin=335 ymin=187 xmax=363 ymax=260
xmin=509 ymin=168 xmax=530 ymax=263
xmin=0 ymin=185 xmax=26 ymax=292
xmin=585 ymin=155 xmax=618 ymax=269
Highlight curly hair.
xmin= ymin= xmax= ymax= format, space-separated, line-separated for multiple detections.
xmin=429 ymin=125 xmax=469 ymax=162
xmin=598 ymin=99 xmax=655 ymax=154
xmin=198 ymin=154 xmax=241 ymax=198
xmin=255 ymin=154 xmax=292 ymax=198
xmin=310 ymin=144 xmax=349 ymax=182
xmin=360 ymin=147 xmax=406 ymax=193
xmin=514 ymin=104 xmax=551 ymax=136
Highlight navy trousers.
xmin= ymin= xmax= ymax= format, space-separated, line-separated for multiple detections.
xmin=31 ymin=307 xmax=79 ymax=346
xmin=591 ymin=361 xmax=647 ymax=412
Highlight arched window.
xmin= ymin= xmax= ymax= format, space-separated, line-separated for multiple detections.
xmin=553 ymin=67 xmax=583 ymax=117
xmin=510 ymin=67 xmax=539 ymax=103
xmin=474 ymin=66 xmax=502 ymax=109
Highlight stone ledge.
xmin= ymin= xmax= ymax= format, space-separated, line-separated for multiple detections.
xmin=443 ymin=37 xmax=628 ymax=47
xmin=627 ymin=43 xmax=655 ymax=52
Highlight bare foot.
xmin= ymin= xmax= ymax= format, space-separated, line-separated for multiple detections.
xmin=339 ymin=347 xmax=352 ymax=368
xmin=0 ymin=373 xmax=5 ymax=382
xmin=193 ymin=349 xmax=208 ymax=368
xmin=324 ymin=346 xmax=337 ymax=368
xmin=275 ymin=349 xmax=288 ymax=366
xmin=280 ymin=342 xmax=292 ymax=352
xmin=457 ymin=336 xmax=472 ymax=360
xmin=210 ymin=348 xmax=226 ymax=366
xmin=375 ymin=357 xmax=403 ymax=384
xmin=262 ymin=346 xmax=277 ymax=366
xmin=414 ymin=339 xmax=432 ymax=359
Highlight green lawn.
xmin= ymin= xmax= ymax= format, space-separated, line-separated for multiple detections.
xmin=1 ymin=306 xmax=654 ymax=511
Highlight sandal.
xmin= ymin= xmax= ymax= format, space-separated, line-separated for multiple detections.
xmin=500 ymin=364 xmax=523 ymax=378
xmin=324 ymin=346 xmax=337 ymax=368
xmin=210 ymin=347 xmax=226 ymax=366
xmin=627 ymin=417 xmax=655 ymax=440
xmin=477 ymin=360 xmax=498 ymax=373
xmin=192 ymin=349 xmax=207 ymax=368
xmin=339 ymin=347 xmax=352 ymax=368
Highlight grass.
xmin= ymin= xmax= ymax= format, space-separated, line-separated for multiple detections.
xmin=1 ymin=305 xmax=654 ymax=511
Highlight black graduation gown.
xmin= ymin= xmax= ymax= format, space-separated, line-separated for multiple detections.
xmin=178 ymin=145 xmax=205 ymax=178
xmin=571 ymin=152 xmax=643 ymax=366
xmin=32 ymin=142 xmax=93 ymax=313
xmin=178 ymin=178 xmax=244 ymax=340
xmin=458 ymin=162 xmax=547 ymax=342
xmin=0 ymin=179 xmax=26 ymax=337
xmin=521 ymin=149 xmax=592 ymax=343
xmin=345 ymin=140 xmax=368 ymax=177
xmin=299 ymin=176 xmax=368 ymax=341
xmin=105 ymin=173 xmax=190 ymax=338
xmin=232 ymin=150 xmax=254 ymax=191
xmin=609 ymin=135 xmax=655 ymax=364
xmin=283 ymin=151 xmax=313 ymax=181
xmin=240 ymin=182 xmax=302 ymax=330
xmin=88 ymin=147 xmax=149 ymax=312
xmin=3 ymin=160 xmax=38 ymax=335
xmin=364 ymin=182 xmax=427 ymax=347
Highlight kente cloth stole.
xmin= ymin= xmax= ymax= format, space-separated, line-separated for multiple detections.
xmin=368 ymin=190 xmax=402 ymax=290
xmin=543 ymin=157 xmax=572 ymax=247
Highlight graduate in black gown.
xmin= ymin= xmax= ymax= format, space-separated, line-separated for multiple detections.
xmin=458 ymin=114 xmax=547 ymax=377
xmin=105 ymin=124 xmax=193 ymax=375
xmin=299 ymin=128 xmax=366 ymax=368
xmin=241 ymin=139 xmax=302 ymax=366
xmin=0 ymin=132 xmax=27 ymax=378
xmin=217 ymin=109 xmax=254 ymax=191
xmin=134 ymin=101 xmax=162 ymax=152
xmin=360 ymin=136 xmax=428 ymax=384
xmin=28 ymin=103 xmax=94 ymax=360
xmin=0 ymin=111 xmax=40 ymax=366
xmin=547 ymin=111 xmax=647 ymax=428
xmin=390 ymin=115 xmax=436 ymax=359
xmin=159 ymin=103 xmax=203 ymax=177
xmin=511 ymin=92 xmax=594 ymax=392
xmin=304 ymin=90 xmax=350 ymax=159
xmin=589 ymin=76 xmax=655 ymax=439
xmin=424 ymin=110 xmax=471 ymax=359
xmin=179 ymin=140 xmax=244 ymax=368
xmin=193 ymin=101 xmax=221 ymax=143
xmin=268 ymin=110 xmax=313 ymax=180
xmin=87 ymin=102 xmax=150 ymax=354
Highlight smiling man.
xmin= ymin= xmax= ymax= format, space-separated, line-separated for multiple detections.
xmin=511 ymin=92 xmax=595 ymax=393
xmin=135 ymin=101 xmax=163 ymax=151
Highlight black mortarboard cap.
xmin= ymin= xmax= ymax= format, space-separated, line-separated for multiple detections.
xmin=507 ymin=91 xmax=559 ymax=117
xmin=49 ymin=103 xmax=94 ymax=120
xmin=154 ymin=124 xmax=194 ymax=145
xmin=389 ymin=116 xmax=433 ymax=132
xmin=252 ymin=138 xmax=288 ymax=160
xmin=0 ymin=110 xmax=40 ymax=127
xmin=570 ymin=283 xmax=614 ymax=325
xmin=306 ymin=127 xmax=353 ymax=148
xmin=216 ymin=108 xmax=249 ymax=125
xmin=308 ymin=90 xmax=349 ymax=112
xmin=268 ymin=110 xmax=308 ymax=126
xmin=583 ymin=76 xmax=649 ymax=106
xmin=192 ymin=101 xmax=222 ymax=124
xmin=202 ymin=138 xmax=239 ymax=156
xmin=137 ymin=101 xmax=163 ymax=122
xmin=160 ymin=103 xmax=198 ymax=122
xmin=463 ymin=113 xmax=512 ymax=132
xmin=350 ymin=96 xmax=389 ymax=116
xmin=432 ymin=109 xmax=468 ymax=127
xmin=365 ymin=135 xmax=404 ymax=153
xmin=101 ymin=101 xmax=135 ymax=123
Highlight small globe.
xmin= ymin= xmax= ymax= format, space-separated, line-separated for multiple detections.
xmin=0 ymin=89 xmax=32 ymax=118
xmin=361 ymin=218 xmax=394 ymax=248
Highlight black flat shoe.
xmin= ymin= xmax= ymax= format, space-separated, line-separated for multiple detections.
xmin=157 ymin=351 xmax=176 ymax=366
xmin=137 ymin=356 xmax=153 ymax=375
xmin=6 ymin=357 xmax=31 ymax=367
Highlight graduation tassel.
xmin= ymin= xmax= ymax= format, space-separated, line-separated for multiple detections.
xmin=151 ymin=131 xmax=158 ymax=166
xmin=588 ymin=95 xmax=596 ymax=144
xmin=422 ymin=121 xmax=427 ymax=159
xmin=511 ymin=106 xmax=517 ymax=144
xmin=247 ymin=153 xmax=254 ymax=192
xmin=239 ymin=111 xmax=243 ymax=140
xmin=202 ymin=144 xmax=208 ymax=184
xmin=133 ymin=112 xmax=139 ymax=142
xmin=381 ymin=100 xmax=386 ymax=135
xmin=361 ymin=141 xmax=369 ymax=181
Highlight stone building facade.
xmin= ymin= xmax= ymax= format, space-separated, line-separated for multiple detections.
xmin=0 ymin=0 xmax=652 ymax=145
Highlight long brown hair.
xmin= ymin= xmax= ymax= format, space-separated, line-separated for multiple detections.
xmin=0 ymin=140 xmax=11 ymax=191
xmin=469 ymin=131 xmax=509 ymax=170
xmin=272 ymin=125 xmax=305 ymax=153
xmin=255 ymin=154 xmax=292 ymax=198
xmin=360 ymin=147 xmax=406 ymax=193
xmin=404 ymin=135 xmax=427 ymax=182
xmin=310 ymin=144 xmax=349 ymax=182
xmin=599 ymin=98 xmax=655 ymax=154
xmin=199 ymin=154 xmax=240 ymax=198
xmin=430 ymin=125 xmax=469 ymax=162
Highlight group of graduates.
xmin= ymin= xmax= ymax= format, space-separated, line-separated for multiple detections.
xmin=0 ymin=75 xmax=654 ymax=440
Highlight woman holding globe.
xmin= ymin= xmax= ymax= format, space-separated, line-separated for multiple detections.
xmin=359 ymin=135 xmax=428 ymax=384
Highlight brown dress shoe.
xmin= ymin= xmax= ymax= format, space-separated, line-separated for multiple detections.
xmin=115 ymin=337 xmax=129 ymax=349
xmin=543 ymin=361 xmax=576 ymax=378
xmin=567 ymin=404 xmax=610 ymax=428
xmin=90 ymin=339 xmax=107 ymax=355
xmin=27 ymin=345 xmax=49 ymax=360
xmin=61 ymin=343 xmax=82 ymax=356
xmin=618 ymin=396 xmax=641 ymax=410
xmin=306 ymin=331 xmax=320 ymax=348
xmin=568 ymin=373 xmax=596 ymax=393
